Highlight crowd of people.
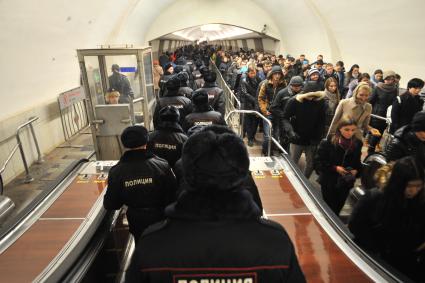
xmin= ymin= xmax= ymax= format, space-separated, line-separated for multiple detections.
xmin=103 ymin=44 xmax=424 ymax=282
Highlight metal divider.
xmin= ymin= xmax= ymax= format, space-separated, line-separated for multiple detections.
xmin=58 ymin=87 xmax=90 ymax=143
xmin=0 ymin=117 xmax=43 ymax=185
xmin=211 ymin=61 xmax=285 ymax=157
xmin=370 ymin=114 xmax=393 ymax=151
xmin=209 ymin=61 xmax=242 ymax=135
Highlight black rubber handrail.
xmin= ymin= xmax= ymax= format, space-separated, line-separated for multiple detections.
xmin=0 ymin=157 xmax=91 ymax=239
xmin=278 ymin=153 xmax=415 ymax=283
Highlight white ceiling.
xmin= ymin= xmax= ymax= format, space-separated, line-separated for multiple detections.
xmin=165 ymin=24 xmax=259 ymax=41
xmin=1 ymin=0 xmax=425 ymax=120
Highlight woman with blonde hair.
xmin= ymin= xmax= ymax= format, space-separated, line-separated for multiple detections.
xmin=328 ymin=82 xmax=380 ymax=140
xmin=105 ymin=90 xmax=120 ymax=104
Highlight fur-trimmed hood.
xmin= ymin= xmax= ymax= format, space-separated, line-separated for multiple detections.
xmin=296 ymin=91 xmax=325 ymax=103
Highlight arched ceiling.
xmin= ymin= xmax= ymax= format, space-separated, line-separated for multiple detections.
xmin=159 ymin=24 xmax=273 ymax=41
xmin=1 ymin=0 xmax=425 ymax=120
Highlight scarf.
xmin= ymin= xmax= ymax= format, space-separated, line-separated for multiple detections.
xmin=324 ymin=89 xmax=339 ymax=113
xmin=377 ymin=82 xmax=397 ymax=93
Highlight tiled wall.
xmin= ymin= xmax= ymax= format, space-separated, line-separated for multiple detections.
xmin=0 ymin=99 xmax=65 ymax=185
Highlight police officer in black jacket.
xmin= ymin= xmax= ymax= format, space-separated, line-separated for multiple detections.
xmin=153 ymin=74 xmax=192 ymax=129
xmin=126 ymin=125 xmax=306 ymax=283
xmin=182 ymin=91 xmax=226 ymax=133
xmin=103 ymin=126 xmax=177 ymax=243
xmin=191 ymin=70 xmax=226 ymax=116
xmin=108 ymin=64 xmax=134 ymax=103
xmin=148 ymin=106 xmax=188 ymax=168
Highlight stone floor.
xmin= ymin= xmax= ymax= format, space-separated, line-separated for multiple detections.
xmin=2 ymin=131 xmax=94 ymax=223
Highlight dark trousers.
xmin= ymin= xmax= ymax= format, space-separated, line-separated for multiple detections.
xmin=320 ymin=175 xmax=351 ymax=215
xmin=243 ymin=114 xmax=259 ymax=141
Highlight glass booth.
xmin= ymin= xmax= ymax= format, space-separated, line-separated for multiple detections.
xmin=77 ymin=47 xmax=155 ymax=160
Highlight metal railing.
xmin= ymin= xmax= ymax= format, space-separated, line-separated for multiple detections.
xmin=58 ymin=87 xmax=89 ymax=142
xmin=226 ymin=110 xmax=273 ymax=156
xmin=0 ymin=117 xmax=43 ymax=186
xmin=210 ymin=60 xmax=242 ymax=134
xmin=370 ymin=114 xmax=393 ymax=151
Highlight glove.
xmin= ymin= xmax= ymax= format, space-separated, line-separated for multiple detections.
xmin=288 ymin=131 xmax=300 ymax=143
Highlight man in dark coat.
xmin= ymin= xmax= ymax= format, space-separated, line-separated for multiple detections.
xmin=126 ymin=125 xmax=306 ymax=283
xmin=191 ymin=70 xmax=226 ymax=116
xmin=103 ymin=126 xmax=177 ymax=243
xmin=153 ymin=74 xmax=192 ymax=129
xmin=385 ymin=111 xmax=425 ymax=166
xmin=108 ymin=64 xmax=134 ymax=103
xmin=270 ymin=76 xmax=304 ymax=151
xmin=390 ymin=78 xmax=424 ymax=133
xmin=182 ymin=91 xmax=226 ymax=133
xmin=282 ymin=89 xmax=327 ymax=178
xmin=148 ymin=106 xmax=188 ymax=168
xmin=240 ymin=65 xmax=262 ymax=146
xmin=176 ymin=71 xmax=194 ymax=98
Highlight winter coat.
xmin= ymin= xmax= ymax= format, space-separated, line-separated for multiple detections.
xmin=153 ymin=65 xmax=163 ymax=91
xmin=153 ymin=89 xmax=193 ymax=129
xmin=125 ymin=189 xmax=306 ymax=283
xmin=258 ymin=78 xmax=286 ymax=115
xmin=103 ymin=150 xmax=177 ymax=240
xmin=328 ymin=96 xmax=372 ymax=140
xmin=384 ymin=125 xmax=425 ymax=165
xmin=282 ymin=92 xmax=327 ymax=145
xmin=108 ymin=72 xmax=134 ymax=103
xmin=314 ymin=137 xmax=362 ymax=183
xmin=270 ymin=86 xmax=298 ymax=121
xmin=147 ymin=122 xmax=188 ymax=167
xmin=390 ymin=91 xmax=424 ymax=133
xmin=182 ymin=106 xmax=227 ymax=133
xmin=349 ymin=188 xmax=425 ymax=281
xmin=369 ymin=83 xmax=398 ymax=128
xmin=192 ymin=82 xmax=226 ymax=116
xmin=177 ymin=86 xmax=194 ymax=98
xmin=240 ymin=74 xmax=262 ymax=110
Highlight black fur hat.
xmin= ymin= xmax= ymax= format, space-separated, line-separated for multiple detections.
xmin=120 ymin=126 xmax=148 ymax=148
xmin=203 ymin=71 xmax=217 ymax=83
xmin=182 ymin=125 xmax=249 ymax=192
xmin=165 ymin=75 xmax=181 ymax=90
xmin=159 ymin=105 xmax=180 ymax=122
xmin=191 ymin=91 xmax=209 ymax=106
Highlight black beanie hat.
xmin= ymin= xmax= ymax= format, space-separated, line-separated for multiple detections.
xmin=120 ymin=126 xmax=148 ymax=148
xmin=174 ymin=65 xmax=184 ymax=74
xmin=192 ymin=91 xmax=209 ymax=106
xmin=182 ymin=125 xmax=249 ymax=192
xmin=159 ymin=105 xmax=180 ymax=122
xmin=411 ymin=112 xmax=425 ymax=132
xmin=203 ymin=71 xmax=217 ymax=83
xmin=165 ymin=75 xmax=181 ymax=90
xmin=176 ymin=71 xmax=189 ymax=83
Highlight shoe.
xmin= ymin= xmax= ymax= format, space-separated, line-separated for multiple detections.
xmin=248 ymin=140 xmax=254 ymax=147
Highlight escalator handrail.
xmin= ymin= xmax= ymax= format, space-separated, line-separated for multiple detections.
xmin=0 ymin=157 xmax=91 ymax=241
xmin=276 ymin=153 xmax=414 ymax=283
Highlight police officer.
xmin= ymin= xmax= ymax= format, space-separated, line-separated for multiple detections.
xmin=191 ymin=70 xmax=226 ymax=116
xmin=126 ymin=125 xmax=305 ymax=282
xmin=103 ymin=125 xmax=177 ymax=243
xmin=176 ymin=71 xmax=194 ymax=98
xmin=182 ymin=91 xmax=226 ymax=133
xmin=148 ymin=106 xmax=188 ymax=168
xmin=108 ymin=64 xmax=134 ymax=103
xmin=153 ymin=74 xmax=192 ymax=129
